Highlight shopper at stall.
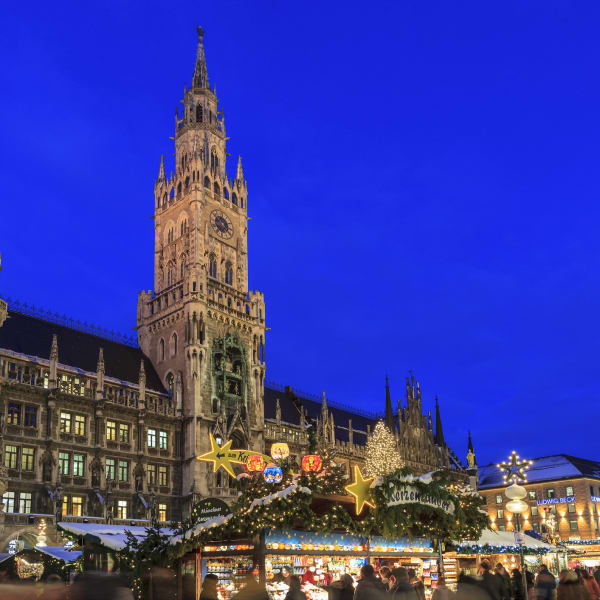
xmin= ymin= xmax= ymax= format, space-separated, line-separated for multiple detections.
xmin=557 ymin=570 xmax=589 ymax=600
xmin=510 ymin=569 xmax=525 ymax=600
xmin=477 ymin=561 xmax=504 ymax=600
xmin=389 ymin=567 xmax=418 ymax=600
xmin=581 ymin=570 xmax=600 ymax=600
xmin=355 ymin=564 xmax=386 ymax=600
xmin=494 ymin=564 xmax=512 ymax=600
xmin=457 ymin=571 xmax=491 ymax=600
xmin=432 ymin=577 xmax=454 ymax=600
xmin=379 ymin=568 xmax=391 ymax=591
xmin=534 ymin=566 xmax=556 ymax=600
xmin=200 ymin=574 xmax=219 ymax=600
xmin=407 ymin=569 xmax=425 ymax=600
xmin=285 ymin=575 xmax=308 ymax=600
xmin=302 ymin=567 xmax=317 ymax=586
xmin=234 ymin=574 xmax=269 ymax=600
xmin=326 ymin=574 xmax=355 ymax=600
xmin=280 ymin=568 xmax=293 ymax=586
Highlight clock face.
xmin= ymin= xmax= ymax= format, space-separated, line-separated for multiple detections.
xmin=210 ymin=210 xmax=233 ymax=239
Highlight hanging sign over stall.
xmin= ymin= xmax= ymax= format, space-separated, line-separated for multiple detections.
xmin=386 ymin=485 xmax=455 ymax=514
xmin=193 ymin=498 xmax=232 ymax=524
xmin=197 ymin=434 xmax=271 ymax=477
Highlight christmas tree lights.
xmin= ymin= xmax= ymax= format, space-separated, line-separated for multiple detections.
xmin=364 ymin=421 xmax=404 ymax=477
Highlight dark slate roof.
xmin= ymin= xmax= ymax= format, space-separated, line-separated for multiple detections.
xmin=264 ymin=385 xmax=378 ymax=445
xmin=0 ymin=311 xmax=165 ymax=393
xmin=478 ymin=454 xmax=600 ymax=489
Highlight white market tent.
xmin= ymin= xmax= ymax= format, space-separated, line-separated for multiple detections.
xmin=456 ymin=529 xmax=561 ymax=553
xmin=58 ymin=522 xmax=174 ymax=552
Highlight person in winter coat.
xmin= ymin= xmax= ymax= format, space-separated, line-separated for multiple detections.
xmin=510 ymin=569 xmax=525 ymax=600
xmin=432 ymin=577 xmax=455 ymax=600
xmin=354 ymin=564 xmax=386 ymax=600
xmin=534 ymin=566 xmax=556 ymax=600
xmin=302 ymin=567 xmax=317 ymax=586
xmin=326 ymin=574 xmax=355 ymax=600
xmin=495 ymin=565 xmax=512 ymax=600
xmin=234 ymin=574 xmax=270 ymax=600
xmin=389 ymin=568 xmax=418 ymax=600
xmin=200 ymin=574 xmax=219 ymax=600
xmin=407 ymin=569 xmax=425 ymax=600
xmin=285 ymin=576 xmax=308 ymax=600
xmin=557 ymin=569 xmax=589 ymax=600
xmin=478 ymin=560 xmax=504 ymax=600
xmin=456 ymin=571 xmax=492 ymax=600
xmin=582 ymin=570 xmax=600 ymax=600
xmin=594 ymin=568 xmax=600 ymax=588
xmin=378 ymin=567 xmax=391 ymax=591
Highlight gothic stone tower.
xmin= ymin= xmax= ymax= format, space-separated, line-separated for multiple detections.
xmin=137 ymin=27 xmax=267 ymax=516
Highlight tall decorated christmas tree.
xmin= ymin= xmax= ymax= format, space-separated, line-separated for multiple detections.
xmin=364 ymin=421 xmax=404 ymax=477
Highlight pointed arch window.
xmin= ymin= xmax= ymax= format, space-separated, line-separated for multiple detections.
xmin=196 ymin=105 xmax=203 ymax=122
xmin=204 ymin=176 xmax=211 ymax=189
xmin=224 ymin=188 xmax=229 ymax=200
xmin=224 ymin=262 xmax=233 ymax=286
xmin=209 ymin=255 xmax=217 ymax=279
xmin=166 ymin=373 xmax=174 ymax=396
xmin=232 ymin=193 xmax=238 ymax=206
xmin=177 ymin=183 xmax=182 ymax=197
xmin=159 ymin=339 xmax=165 ymax=362
xmin=171 ymin=333 xmax=178 ymax=357
xmin=213 ymin=182 xmax=220 ymax=196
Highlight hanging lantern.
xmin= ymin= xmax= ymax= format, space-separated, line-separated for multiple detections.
xmin=301 ymin=455 xmax=322 ymax=473
xmin=270 ymin=443 xmax=290 ymax=460
xmin=245 ymin=455 xmax=267 ymax=473
xmin=263 ymin=465 xmax=283 ymax=483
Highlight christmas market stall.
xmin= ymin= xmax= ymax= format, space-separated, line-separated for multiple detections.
xmin=0 ymin=545 xmax=82 ymax=581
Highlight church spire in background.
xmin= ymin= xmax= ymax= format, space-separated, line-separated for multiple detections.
xmin=384 ymin=375 xmax=395 ymax=432
xmin=192 ymin=26 xmax=209 ymax=88
xmin=434 ymin=396 xmax=445 ymax=446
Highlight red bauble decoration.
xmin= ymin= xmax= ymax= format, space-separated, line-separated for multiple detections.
xmin=245 ymin=455 xmax=267 ymax=473
xmin=302 ymin=455 xmax=322 ymax=473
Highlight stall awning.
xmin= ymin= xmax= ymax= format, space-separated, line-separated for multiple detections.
xmin=34 ymin=546 xmax=82 ymax=563
xmin=455 ymin=529 xmax=560 ymax=553
xmin=58 ymin=522 xmax=174 ymax=551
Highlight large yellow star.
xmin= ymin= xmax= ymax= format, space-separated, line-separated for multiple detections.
xmin=196 ymin=434 xmax=236 ymax=477
xmin=345 ymin=465 xmax=375 ymax=515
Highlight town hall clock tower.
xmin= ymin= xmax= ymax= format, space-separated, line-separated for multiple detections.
xmin=136 ymin=27 xmax=267 ymax=517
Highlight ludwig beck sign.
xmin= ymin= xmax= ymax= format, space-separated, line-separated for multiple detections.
xmin=387 ymin=485 xmax=455 ymax=515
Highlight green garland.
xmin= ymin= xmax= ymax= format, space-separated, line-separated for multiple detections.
xmin=455 ymin=543 xmax=550 ymax=556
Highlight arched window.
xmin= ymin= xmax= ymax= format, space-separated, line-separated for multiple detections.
xmin=240 ymin=197 xmax=244 ymax=209
xmin=177 ymin=183 xmax=182 ymax=197
xmin=185 ymin=176 xmax=189 ymax=190
xmin=227 ymin=298 xmax=232 ymax=307
xmin=171 ymin=333 xmax=178 ymax=357
xmin=232 ymin=193 xmax=238 ymax=206
xmin=169 ymin=187 xmax=175 ymax=200
xmin=224 ymin=188 xmax=229 ymax=200
xmin=246 ymin=304 xmax=250 ymax=315
xmin=166 ymin=372 xmax=174 ymax=395
xmin=209 ymin=255 xmax=217 ymax=278
xmin=218 ymin=293 xmax=223 ymax=302
xmin=196 ymin=105 xmax=203 ymax=122
xmin=162 ymin=193 xmax=167 ymax=207
xmin=225 ymin=262 xmax=233 ymax=285
xmin=180 ymin=220 xmax=188 ymax=236
xmin=213 ymin=182 xmax=220 ymax=196
xmin=204 ymin=176 xmax=210 ymax=189
xmin=159 ymin=339 xmax=165 ymax=362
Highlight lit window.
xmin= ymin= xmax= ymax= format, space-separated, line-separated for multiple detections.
xmin=106 ymin=421 xmax=116 ymax=441
xmin=547 ymin=489 xmax=555 ymax=499
xmin=529 ymin=491 xmax=536 ymax=500
xmin=106 ymin=458 xmax=115 ymax=481
xmin=7 ymin=403 xmax=21 ymax=425
xmin=21 ymin=448 xmax=34 ymax=471
xmin=118 ymin=460 xmax=129 ymax=482
xmin=158 ymin=465 xmax=168 ymax=486
xmin=119 ymin=423 xmax=130 ymax=443
xmin=531 ymin=506 xmax=539 ymax=516
xmin=74 ymin=415 xmax=85 ymax=436
xmin=566 ymin=486 xmax=574 ymax=497
xmin=158 ymin=503 xmax=167 ymax=522
xmin=498 ymin=525 xmax=506 ymax=532
xmin=19 ymin=492 xmax=32 ymax=514
xmin=570 ymin=520 xmax=578 ymax=532
xmin=3 ymin=491 xmax=15 ymax=513
xmin=147 ymin=429 xmax=156 ymax=448
xmin=568 ymin=503 xmax=576 ymax=513
xmin=117 ymin=500 xmax=128 ymax=519
xmin=497 ymin=509 xmax=504 ymax=519
xmin=73 ymin=454 xmax=84 ymax=477
xmin=24 ymin=406 xmax=37 ymax=427
xmin=159 ymin=431 xmax=168 ymax=450
xmin=147 ymin=464 xmax=156 ymax=484
xmin=5 ymin=445 xmax=17 ymax=469
xmin=60 ymin=412 xmax=71 ymax=434
xmin=59 ymin=452 xmax=70 ymax=476
xmin=72 ymin=496 xmax=83 ymax=517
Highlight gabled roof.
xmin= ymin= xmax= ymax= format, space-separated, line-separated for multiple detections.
xmin=0 ymin=310 xmax=165 ymax=393
xmin=478 ymin=454 xmax=600 ymax=489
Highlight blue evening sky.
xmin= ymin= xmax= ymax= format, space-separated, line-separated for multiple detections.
xmin=2 ymin=1 xmax=599 ymax=466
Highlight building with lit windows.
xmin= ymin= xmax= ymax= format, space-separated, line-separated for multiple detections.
xmin=478 ymin=455 xmax=600 ymax=549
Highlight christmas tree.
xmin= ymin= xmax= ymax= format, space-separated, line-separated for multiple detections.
xmin=364 ymin=420 xmax=404 ymax=477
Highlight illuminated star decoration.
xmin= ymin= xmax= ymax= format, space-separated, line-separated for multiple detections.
xmin=345 ymin=465 xmax=375 ymax=515
xmin=498 ymin=451 xmax=532 ymax=484
xmin=196 ymin=434 xmax=236 ymax=477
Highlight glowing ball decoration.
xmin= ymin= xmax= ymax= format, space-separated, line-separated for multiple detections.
xmin=245 ymin=455 xmax=266 ymax=473
xmin=263 ymin=465 xmax=283 ymax=483
xmin=301 ymin=455 xmax=322 ymax=473
xmin=270 ymin=443 xmax=290 ymax=460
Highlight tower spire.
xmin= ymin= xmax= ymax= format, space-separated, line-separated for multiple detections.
xmin=384 ymin=375 xmax=395 ymax=432
xmin=434 ymin=396 xmax=445 ymax=446
xmin=157 ymin=154 xmax=165 ymax=182
xmin=236 ymin=155 xmax=244 ymax=181
xmin=192 ymin=26 xmax=209 ymax=89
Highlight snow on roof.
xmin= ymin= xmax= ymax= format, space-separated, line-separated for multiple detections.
xmin=479 ymin=455 xmax=600 ymax=489
xmin=34 ymin=546 xmax=82 ymax=563
xmin=456 ymin=529 xmax=559 ymax=552
xmin=58 ymin=522 xmax=174 ymax=551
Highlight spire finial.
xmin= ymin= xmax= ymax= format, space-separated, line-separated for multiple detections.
xmin=157 ymin=155 xmax=165 ymax=182
xmin=192 ymin=26 xmax=209 ymax=89
xmin=434 ymin=395 xmax=445 ymax=447
xmin=384 ymin=375 xmax=395 ymax=432
xmin=236 ymin=155 xmax=244 ymax=181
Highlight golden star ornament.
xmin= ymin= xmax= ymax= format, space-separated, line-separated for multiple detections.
xmin=196 ymin=434 xmax=236 ymax=477
xmin=345 ymin=465 xmax=375 ymax=515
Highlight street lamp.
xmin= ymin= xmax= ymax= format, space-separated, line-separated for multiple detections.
xmin=498 ymin=451 xmax=532 ymax=597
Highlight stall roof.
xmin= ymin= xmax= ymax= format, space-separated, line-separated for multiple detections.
xmin=0 ymin=553 xmax=11 ymax=563
xmin=456 ymin=529 xmax=560 ymax=553
xmin=58 ymin=522 xmax=174 ymax=551
xmin=34 ymin=546 xmax=82 ymax=563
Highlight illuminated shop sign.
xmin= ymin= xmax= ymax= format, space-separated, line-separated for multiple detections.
xmin=591 ymin=496 xmax=600 ymax=503
xmin=536 ymin=496 xmax=575 ymax=505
